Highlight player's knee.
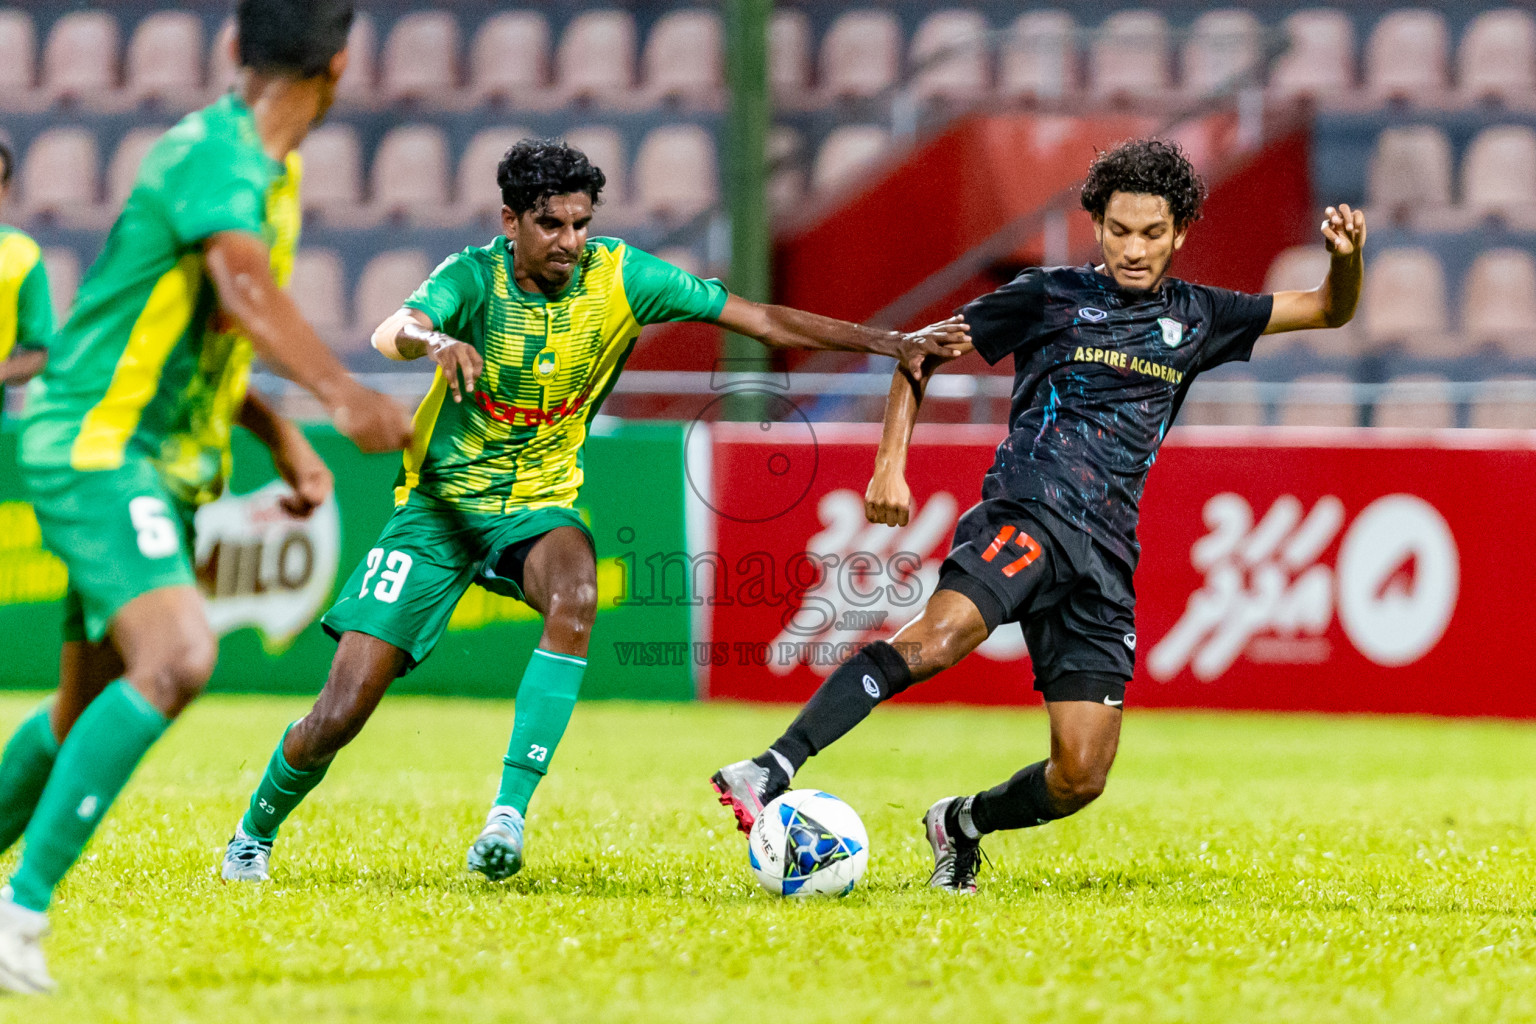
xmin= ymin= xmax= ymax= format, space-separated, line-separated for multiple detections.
xmin=547 ymin=581 xmax=598 ymax=635
xmin=134 ymin=632 xmax=216 ymax=712
xmin=1053 ymin=755 xmax=1112 ymax=809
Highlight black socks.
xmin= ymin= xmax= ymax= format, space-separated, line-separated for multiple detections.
xmin=950 ymin=760 xmax=1065 ymax=837
xmin=766 ymin=641 xmax=915 ymax=773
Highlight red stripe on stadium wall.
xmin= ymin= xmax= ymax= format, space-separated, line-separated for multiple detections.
xmin=701 ymin=423 xmax=1536 ymax=717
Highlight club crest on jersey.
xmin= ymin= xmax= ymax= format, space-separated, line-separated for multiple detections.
xmin=1157 ymin=317 xmax=1186 ymax=348
xmin=534 ymin=348 xmax=560 ymax=382
xmin=1078 ymin=307 xmax=1108 ymax=322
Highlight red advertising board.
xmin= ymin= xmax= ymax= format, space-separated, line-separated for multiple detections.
xmin=698 ymin=423 xmax=1536 ymax=717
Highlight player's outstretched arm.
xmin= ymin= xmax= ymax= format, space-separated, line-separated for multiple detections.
xmin=1264 ymin=204 xmax=1367 ymax=334
xmin=0 ymin=348 xmax=46 ymax=386
xmin=205 ymin=232 xmax=412 ymax=454
xmin=712 ymin=297 xmax=971 ymax=378
xmin=372 ymin=308 xmax=484 ymax=404
xmin=237 ymin=389 xmax=333 ymax=518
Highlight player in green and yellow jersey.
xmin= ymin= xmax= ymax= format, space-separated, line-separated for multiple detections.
xmin=221 ymin=138 xmax=970 ymax=884
xmin=0 ymin=0 xmax=412 ymax=995
xmin=0 ymin=141 xmax=53 ymax=416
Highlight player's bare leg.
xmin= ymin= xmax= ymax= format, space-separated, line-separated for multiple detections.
xmin=1 ymin=587 xmax=213 ymax=994
xmin=468 ymin=526 xmax=597 ymax=881
xmin=713 ymin=589 xmax=990 ymax=832
xmin=222 ymin=633 xmax=407 ymax=882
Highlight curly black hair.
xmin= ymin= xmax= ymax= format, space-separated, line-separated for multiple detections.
xmin=237 ymin=0 xmax=354 ymax=77
xmin=497 ymin=139 xmax=606 ymax=216
xmin=1080 ymin=138 xmax=1207 ymax=226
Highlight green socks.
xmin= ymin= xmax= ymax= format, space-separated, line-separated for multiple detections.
xmin=9 ymin=681 xmax=168 ymax=913
xmin=240 ymin=724 xmax=331 ymax=843
xmin=0 ymin=704 xmax=61 ymax=855
xmin=495 ymin=649 xmax=587 ymax=815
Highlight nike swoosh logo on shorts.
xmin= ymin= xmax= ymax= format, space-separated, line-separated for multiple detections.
xmin=1103 ymin=696 xmax=1123 ymax=707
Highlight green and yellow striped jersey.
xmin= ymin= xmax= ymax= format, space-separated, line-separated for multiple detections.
xmin=398 ymin=236 xmax=727 ymax=513
xmin=0 ymin=223 xmax=54 ymax=412
xmin=20 ymin=93 xmax=301 ymax=506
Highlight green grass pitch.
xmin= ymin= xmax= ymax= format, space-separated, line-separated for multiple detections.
xmin=1 ymin=693 xmax=1534 ymax=1023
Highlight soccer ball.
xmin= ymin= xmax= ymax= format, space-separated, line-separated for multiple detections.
xmin=747 ymin=790 xmax=869 ymax=897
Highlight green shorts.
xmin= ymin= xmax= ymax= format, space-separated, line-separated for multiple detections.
xmin=24 ymin=459 xmax=198 ymax=643
xmin=321 ymin=497 xmax=592 ymax=672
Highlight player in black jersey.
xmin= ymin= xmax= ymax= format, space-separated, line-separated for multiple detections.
xmin=711 ymin=138 xmax=1367 ymax=892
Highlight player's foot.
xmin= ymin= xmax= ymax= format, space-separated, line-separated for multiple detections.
xmin=0 ymin=890 xmax=54 ymax=995
xmin=221 ymin=823 xmax=274 ymax=883
xmin=467 ymin=806 xmax=525 ymax=881
xmin=710 ymin=756 xmax=788 ymax=835
xmin=923 ymin=797 xmax=983 ymax=894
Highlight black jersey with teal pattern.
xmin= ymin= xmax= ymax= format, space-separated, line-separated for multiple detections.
xmin=960 ymin=265 xmax=1272 ymax=568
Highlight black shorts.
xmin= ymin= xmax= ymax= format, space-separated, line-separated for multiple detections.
xmin=938 ymin=498 xmax=1135 ymax=703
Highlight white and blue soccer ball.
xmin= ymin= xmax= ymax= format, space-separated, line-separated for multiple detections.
xmin=747 ymin=789 xmax=868 ymax=897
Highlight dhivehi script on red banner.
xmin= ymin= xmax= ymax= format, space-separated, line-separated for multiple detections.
xmin=694 ymin=423 xmax=1536 ymax=716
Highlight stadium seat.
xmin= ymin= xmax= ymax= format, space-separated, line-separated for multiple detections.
xmin=820 ymin=10 xmax=902 ymax=102
xmin=296 ymin=124 xmax=365 ymax=225
xmin=19 ymin=128 xmax=100 ymax=225
xmin=355 ymin=249 xmax=432 ymax=334
xmin=288 ymin=248 xmax=349 ymax=343
xmin=1463 ymin=126 xmax=1536 ymax=226
xmin=1182 ymin=9 xmax=1264 ymax=97
xmin=557 ymin=10 xmax=638 ymax=108
xmin=1269 ymin=9 xmax=1355 ymax=104
xmin=999 ymin=10 xmax=1078 ymax=103
xmin=1363 ymin=9 xmax=1450 ymax=107
xmin=633 ymin=124 xmax=717 ymax=223
xmin=1463 ymin=248 xmax=1536 ymax=354
xmin=1362 ymin=247 xmax=1452 ymax=355
xmin=1277 ymin=373 xmax=1358 ymax=428
xmin=1372 ymin=374 xmax=1455 ymax=429
xmin=106 ymin=126 xmax=168 ymax=210
xmin=1469 ymin=377 xmax=1536 ymax=428
xmin=40 ymin=247 xmax=79 ymax=325
xmin=1262 ymin=245 xmax=1360 ymax=357
xmin=909 ymin=9 xmax=992 ymax=105
xmin=1090 ymin=11 xmax=1172 ymax=107
xmin=1179 ymin=374 xmax=1265 ymax=426
xmin=770 ymin=9 xmax=814 ymax=109
xmin=563 ymin=125 xmax=635 ymax=226
xmin=125 ymin=11 xmax=204 ymax=110
xmin=469 ymin=11 xmax=555 ymax=109
xmin=42 ymin=11 xmax=121 ymax=109
xmin=370 ymin=125 xmax=452 ymax=225
xmin=1367 ymin=125 xmax=1454 ymax=228
xmin=333 ymin=12 xmax=378 ymax=108
xmin=643 ymin=9 xmax=724 ymax=109
xmin=768 ymin=125 xmax=807 ymax=217
xmin=812 ymin=126 xmax=893 ymax=195
xmin=0 ymin=9 xmax=42 ymax=112
xmin=380 ymin=11 xmax=460 ymax=108
xmin=453 ymin=127 xmax=532 ymax=225
xmin=1458 ymin=10 xmax=1536 ymax=109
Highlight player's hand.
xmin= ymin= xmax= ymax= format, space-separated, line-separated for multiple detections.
xmin=427 ymin=335 xmax=484 ymax=403
xmin=1322 ymin=204 xmax=1366 ymax=258
xmin=865 ymin=466 xmax=913 ymax=527
xmin=330 ymin=381 xmax=414 ymax=454
xmin=270 ymin=430 xmax=333 ymax=519
xmin=895 ymin=316 xmax=971 ymax=378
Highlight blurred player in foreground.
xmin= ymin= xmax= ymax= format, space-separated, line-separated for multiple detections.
xmin=0 ymin=0 xmax=412 ymax=994
xmin=0 ymin=140 xmax=53 ymax=418
xmin=218 ymin=138 xmax=969 ymax=885
xmin=713 ymin=139 xmax=1367 ymax=892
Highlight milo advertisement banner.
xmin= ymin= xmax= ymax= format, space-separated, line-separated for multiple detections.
xmin=0 ymin=422 xmax=692 ymax=700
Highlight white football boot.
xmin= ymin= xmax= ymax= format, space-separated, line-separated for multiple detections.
xmin=923 ymin=797 xmax=983 ymax=894
xmin=466 ymin=806 xmax=525 ymax=881
xmin=710 ymin=758 xmax=788 ymax=835
xmin=221 ymin=823 xmax=273 ymax=882
xmin=0 ymin=889 xmax=54 ymax=995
